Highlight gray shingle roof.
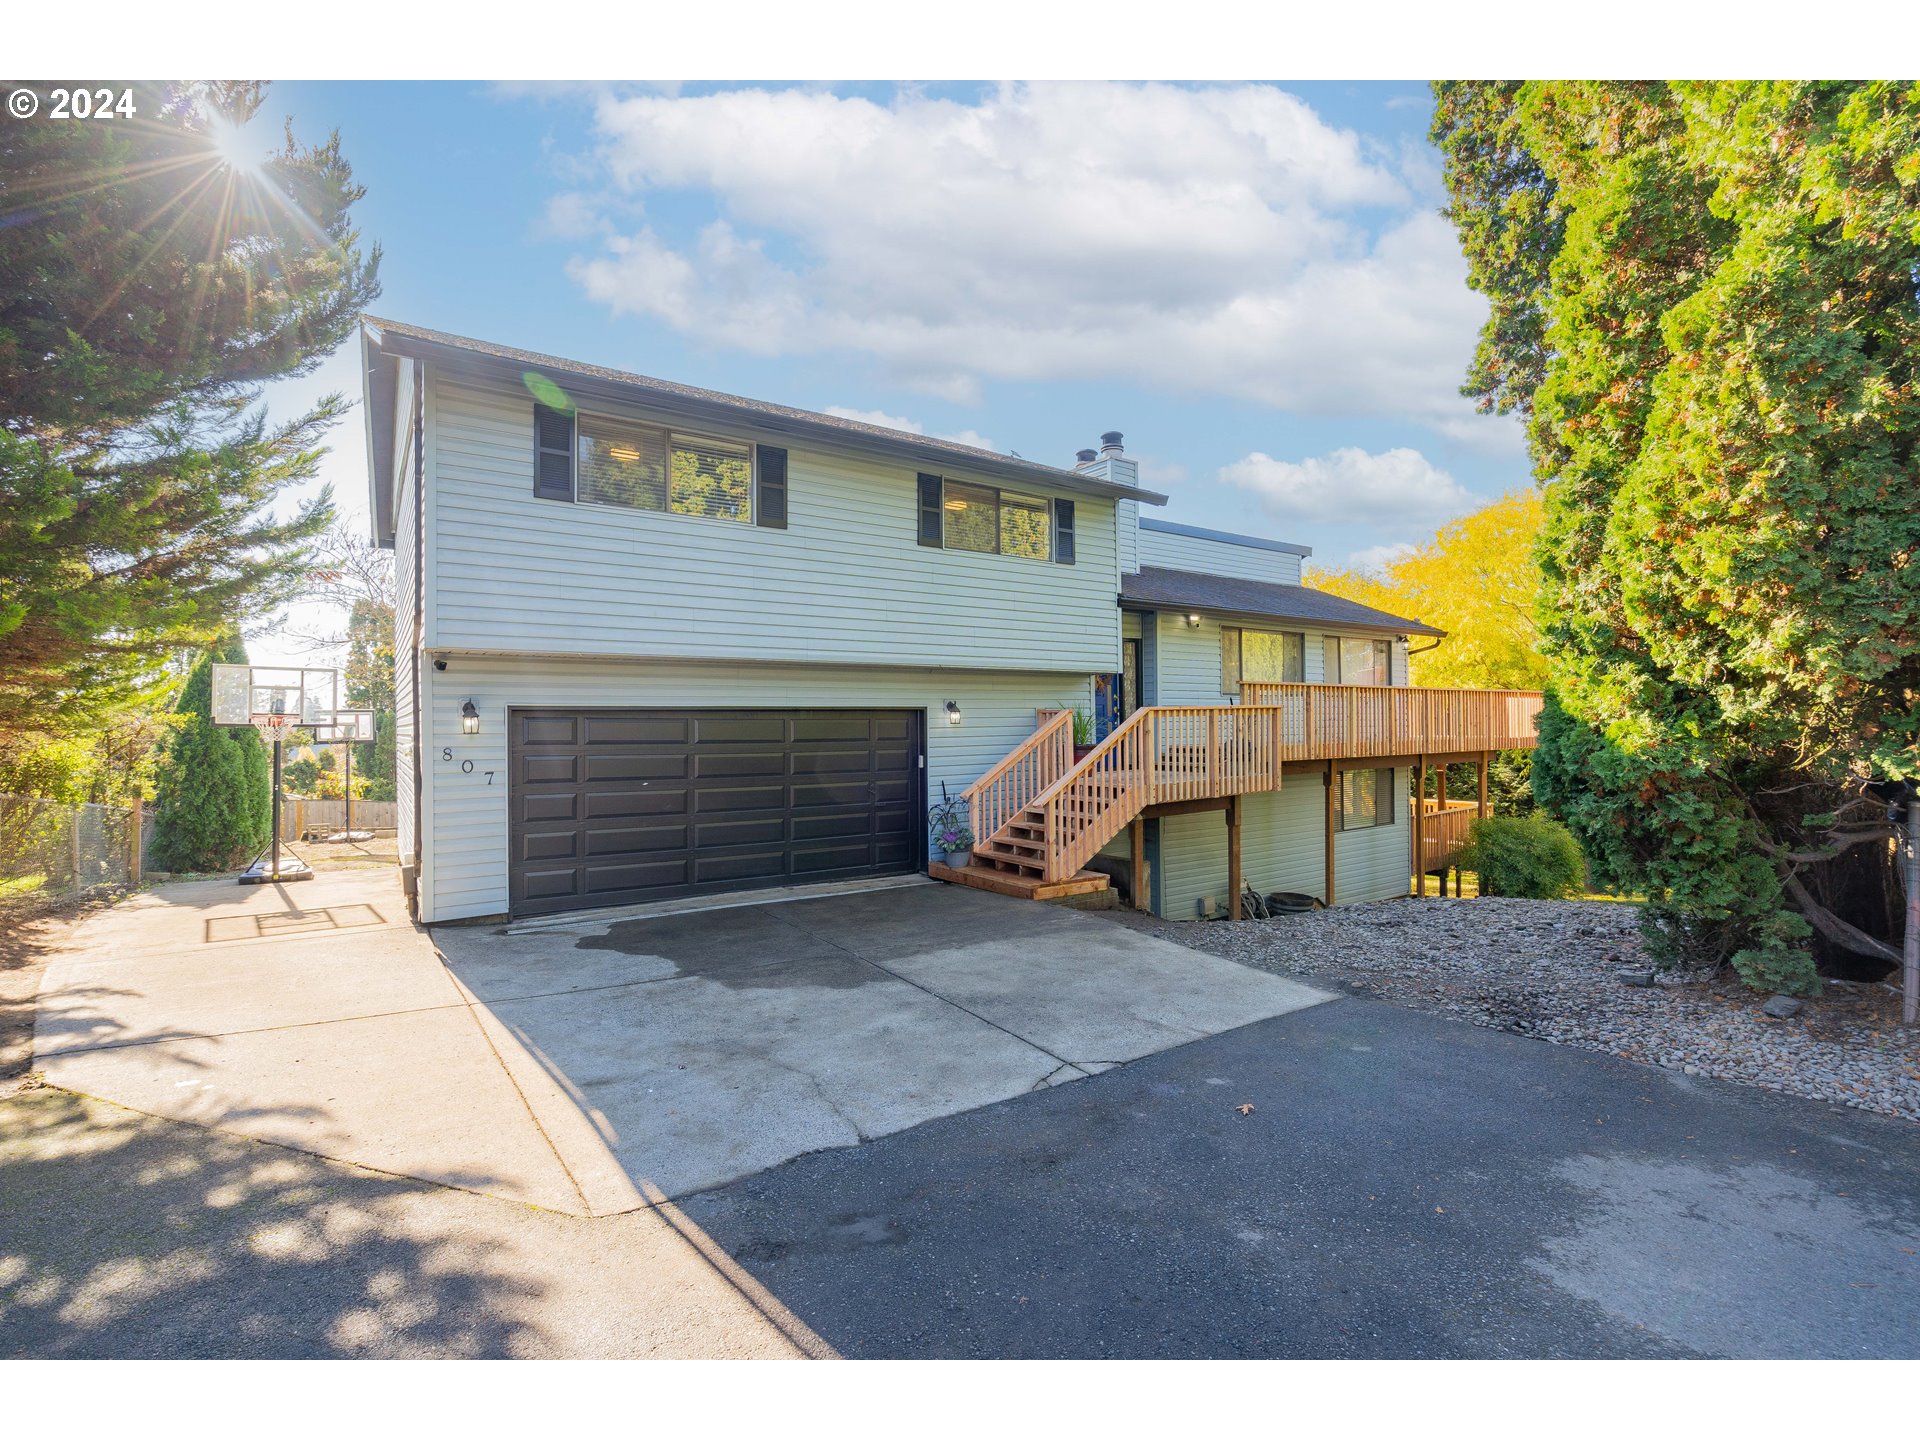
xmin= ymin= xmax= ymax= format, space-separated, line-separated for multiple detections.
xmin=361 ymin=316 xmax=1168 ymax=507
xmin=1119 ymin=566 xmax=1445 ymax=638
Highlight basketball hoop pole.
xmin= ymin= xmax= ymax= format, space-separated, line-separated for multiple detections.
xmin=270 ymin=728 xmax=284 ymax=877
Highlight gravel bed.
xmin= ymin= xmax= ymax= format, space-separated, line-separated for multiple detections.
xmin=1105 ymin=897 xmax=1920 ymax=1123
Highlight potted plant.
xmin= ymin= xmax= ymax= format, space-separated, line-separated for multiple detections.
xmin=929 ymin=796 xmax=975 ymax=868
xmin=1071 ymin=706 xmax=1097 ymax=761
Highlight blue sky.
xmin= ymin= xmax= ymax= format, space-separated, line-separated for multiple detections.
xmin=255 ymin=80 xmax=1529 ymax=585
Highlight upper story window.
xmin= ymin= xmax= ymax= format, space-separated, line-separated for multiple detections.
xmin=533 ymin=402 xmax=787 ymax=530
xmin=1324 ymin=636 xmax=1391 ymax=686
xmin=1220 ymin=626 xmax=1304 ymax=693
xmin=918 ymin=474 xmax=1074 ymax=564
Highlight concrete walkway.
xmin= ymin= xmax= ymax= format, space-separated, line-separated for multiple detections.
xmin=33 ymin=866 xmax=1329 ymax=1216
xmin=34 ymin=866 xmax=645 ymax=1216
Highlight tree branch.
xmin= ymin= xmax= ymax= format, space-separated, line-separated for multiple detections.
xmin=1781 ymin=869 xmax=1903 ymax=963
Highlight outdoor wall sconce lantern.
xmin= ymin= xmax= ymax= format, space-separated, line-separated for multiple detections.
xmin=944 ymin=700 xmax=962 ymax=726
xmin=461 ymin=700 xmax=480 ymax=735
xmin=1187 ymin=613 xmax=1203 ymax=629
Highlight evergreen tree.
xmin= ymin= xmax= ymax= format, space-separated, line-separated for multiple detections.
xmin=1434 ymin=81 xmax=1920 ymax=993
xmin=149 ymin=636 xmax=269 ymax=872
xmin=0 ymin=81 xmax=380 ymax=736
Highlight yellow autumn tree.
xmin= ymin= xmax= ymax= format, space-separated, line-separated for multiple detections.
xmin=1311 ymin=490 xmax=1547 ymax=691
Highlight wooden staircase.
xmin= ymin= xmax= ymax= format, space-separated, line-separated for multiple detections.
xmin=934 ymin=685 xmax=1545 ymax=904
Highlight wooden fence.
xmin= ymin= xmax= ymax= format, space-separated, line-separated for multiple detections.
xmin=281 ymin=798 xmax=399 ymax=837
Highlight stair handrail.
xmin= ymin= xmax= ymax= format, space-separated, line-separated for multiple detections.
xmin=1033 ymin=705 xmax=1156 ymax=881
xmin=961 ymin=707 xmax=1075 ymax=844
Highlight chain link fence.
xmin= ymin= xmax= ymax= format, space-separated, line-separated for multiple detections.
xmin=0 ymin=794 xmax=141 ymax=916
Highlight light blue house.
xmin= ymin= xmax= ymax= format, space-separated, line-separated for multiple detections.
xmin=362 ymin=318 xmax=1539 ymax=924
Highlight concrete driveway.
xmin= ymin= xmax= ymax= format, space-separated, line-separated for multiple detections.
xmin=34 ymin=867 xmax=1327 ymax=1214
xmin=430 ymin=882 xmax=1329 ymax=1198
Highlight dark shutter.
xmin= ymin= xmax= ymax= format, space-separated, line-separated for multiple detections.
xmin=533 ymin=403 xmax=575 ymax=501
xmin=917 ymin=474 xmax=943 ymax=547
xmin=756 ymin=445 xmax=788 ymax=529
xmin=1053 ymin=498 xmax=1076 ymax=564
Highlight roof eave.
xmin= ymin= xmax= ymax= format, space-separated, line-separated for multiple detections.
xmin=364 ymin=317 xmax=1169 ymax=508
xmin=361 ymin=324 xmax=397 ymax=549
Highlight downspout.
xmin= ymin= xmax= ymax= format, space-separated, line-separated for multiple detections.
xmin=409 ymin=374 xmax=426 ymax=911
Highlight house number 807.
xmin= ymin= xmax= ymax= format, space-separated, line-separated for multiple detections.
xmin=440 ymin=749 xmax=496 ymax=784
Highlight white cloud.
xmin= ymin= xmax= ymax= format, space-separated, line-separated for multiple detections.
xmin=1220 ymin=446 xmax=1474 ymax=526
xmin=558 ymin=82 xmax=1490 ymax=430
xmin=824 ymin=405 xmax=996 ymax=453
xmin=1344 ymin=541 xmax=1419 ymax=574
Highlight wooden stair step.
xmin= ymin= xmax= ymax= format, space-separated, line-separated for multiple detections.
xmin=929 ymin=861 xmax=1111 ymax=902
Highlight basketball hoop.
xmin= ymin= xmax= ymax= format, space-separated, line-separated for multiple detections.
xmin=210 ymin=662 xmax=341 ymax=886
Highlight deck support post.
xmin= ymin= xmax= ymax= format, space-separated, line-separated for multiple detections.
xmin=1413 ymin=755 xmax=1427 ymax=898
xmin=1477 ymin=750 xmax=1490 ymax=819
xmin=1324 ymin=762 xmax=1337 ymax=908
xmin=1130 ymin=820 xmax=1148 ymax=913
xmin=1226 ymin=796 xmax=1242 ymax=921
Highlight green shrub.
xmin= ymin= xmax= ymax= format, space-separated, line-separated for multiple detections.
xmin=1457 ymin=814 xmax=1586 ymax=899
xmin=149 ymin=638 xmax=269 ymax=872
xmin=1729 ymin=911 xmax=1821 ymax=997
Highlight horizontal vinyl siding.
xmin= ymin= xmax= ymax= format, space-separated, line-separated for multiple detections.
xmin=421 ymin=656 xmax=1093 ymax=922
xmin=1335 ymin=767 xmax=1413 ymax=903
xmin=1157 ymin=785 xmax=1328 ymax=920
xmin=427 ymin=373 xmax=1119 ymax=673
xmin=1138 ymin=527 xmax=1303 ymax=585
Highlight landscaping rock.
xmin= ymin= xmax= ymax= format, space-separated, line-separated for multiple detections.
xmin=1761 ymin=995 xmax=1803 ymax=1019
xmin=1102 ymin=897 xmax=1920 ymax=1125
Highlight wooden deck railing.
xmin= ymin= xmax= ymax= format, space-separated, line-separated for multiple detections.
xmin=961 ymin=708 xmax=1074 ymax=846
xmin=1238 ymin=683 xmax=1543 ymax=757
xmin=1028 ymin=705 xmax=1291 ymax=882
xmin=1419 ymin=799 xmax=1480 ymax=874
xmin=971 ymin=684 xmax=1544 ymax=885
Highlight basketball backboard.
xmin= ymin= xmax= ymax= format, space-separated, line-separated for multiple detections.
xmin=317 ymin=708 xmax=377 ymax=742
xmin=210 ymin=664 xmax=338 ymax=731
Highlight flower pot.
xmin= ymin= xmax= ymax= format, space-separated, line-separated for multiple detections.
xmin=1073 ymin=744 xmax=1095 ymax=762
xmin=943 ymin=849 xmax=972 ymax=868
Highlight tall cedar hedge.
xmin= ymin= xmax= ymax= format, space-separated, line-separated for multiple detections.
xmin=149 ymin=637 xmax=269 ymax=872
xmin=1433 ymin=82 xmax=1920 ymax=993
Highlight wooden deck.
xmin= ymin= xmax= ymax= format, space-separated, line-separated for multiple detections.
xmin=950 ymin=683 xmax=1542 ymax=908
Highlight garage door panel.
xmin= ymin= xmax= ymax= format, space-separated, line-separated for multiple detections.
xmin=694 ymin=751 xmax=789 ymax=779
xmin=522 ymin=755 xmax=579 ymax=784
xmin=692 ymin=848 xmax=791 ymax=885
xmin=585 ymin=753 xmax=688 ymax=782
xmin=692 ymin=816 xmax=788 ymax=848
xmin=584 ymin=822 xmax=688 ymax=856
xmin=692 ymin=715 xmax=787 ymax=744
xmin=585 ymin=858 xmax=690 ymax=894
xmin=520 ymin=793 xmax=578 ymax=823
xmin=791 ymin=812 xmax=878 ymax=841
xmin=583 ymin=716 xmax=689 ymax=746
xmin=520 ymin=866 xmax=582 ymax=901
xmin=696 ymin=783 xmax=791 ymax=813
xmin=521 ymin=716 xmax=577 ymax=746
xmin=519 ymin=832 xmax=579 ymax=862
xmin=510 ymin=707 xmax=925 ymax=916
xmin=584 ymin=788 xmax=688 ymax=819
xmin=790 ymin=748 xmax=876 ymax=776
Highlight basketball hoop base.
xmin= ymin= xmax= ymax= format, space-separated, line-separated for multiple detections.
xmin=239 ymin=853 xmax=314 ymax=885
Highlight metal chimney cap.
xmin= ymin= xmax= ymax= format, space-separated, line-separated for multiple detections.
xmin=1100 ymin=430 xmax=1124 ymax=452
xmin=1075 ymin=448 xmax=1098 ymax=464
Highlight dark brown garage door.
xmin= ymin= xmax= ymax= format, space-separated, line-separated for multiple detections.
xmin=508 ymin=708 xmax=925 ymax=916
